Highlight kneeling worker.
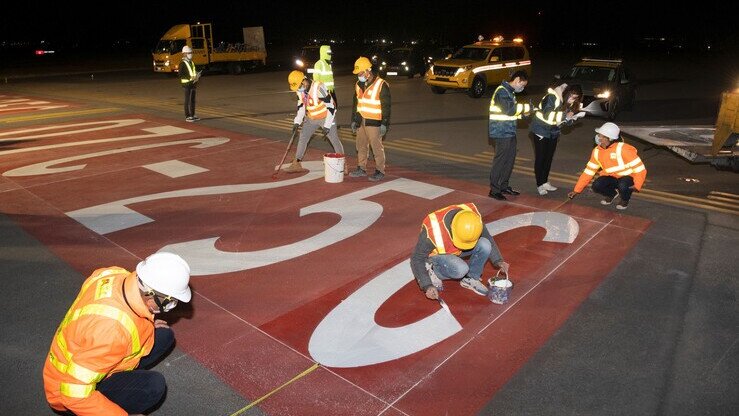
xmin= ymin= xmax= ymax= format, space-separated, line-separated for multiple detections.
xmin=568 ymin=122 xmax=647 ymax=210
xmin=284 ymin=70 xmax=344 ymax=173
xmin=411 ymin=203 xmax=510 ymax=300
xmin=43 ymin=252 xmax=192 ymax=416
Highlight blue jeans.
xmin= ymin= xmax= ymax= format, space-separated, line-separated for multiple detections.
xmin=592 ymin=176 xmax=635 ymax=201
xmin=428 ymin=238 xmax=492 ymax=281
xmin=94 ymin=327 xmax=174 ymax=414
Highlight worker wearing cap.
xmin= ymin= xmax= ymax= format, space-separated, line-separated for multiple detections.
xmin=284 ymin=70 xmax=344 ymax=173
xmin=349 ymin=56 xmax=391 ymax=182
xmin=43 ymin=252 xmax=192 ymax=416
xmin=568 ymin=122 xmax=647 ymax=210
xmin=313 ymin=45 xmax=337 ymax=105
xmin=179 ymin=45 xmax=200 ymax=122
xmin=411 ymin=203 xmax=510 ymax=300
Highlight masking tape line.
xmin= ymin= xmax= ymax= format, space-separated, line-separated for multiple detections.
xmin=228 ymin=363 xmax=320 ymax=416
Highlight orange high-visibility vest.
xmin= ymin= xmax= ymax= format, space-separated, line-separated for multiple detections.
xmin=422 ymin=203 xmax=481 ymax=256
xmin=43 ymin=268 xmax=155 ymax=416
xmin=574 ymin=141 xmax=647 ymax=193
xmin=296 ymin=81 xmax=328 ymax=120
xmin=355 ymin=77 xmax=387 ymax=121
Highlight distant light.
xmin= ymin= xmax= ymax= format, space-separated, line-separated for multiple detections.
xmin=35 ymin=50 xmax=45 ymax=55
xmin=513 ymin=37 xmax=523 ymax=43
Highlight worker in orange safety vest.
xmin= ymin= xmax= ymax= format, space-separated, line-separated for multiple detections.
xmin=568 ymin=122 xmax=647 ymax=210
xmin=43 ymin=252 xmax=192 ymax=416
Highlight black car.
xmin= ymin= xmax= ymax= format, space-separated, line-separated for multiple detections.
xmin=380 ymin=47 xmax=427 ymax=78
xmin=556 ymin=58 xmax=637 ymax=120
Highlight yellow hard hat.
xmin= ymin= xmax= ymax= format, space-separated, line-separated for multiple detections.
xmin=288 ymin=70 xmax=305 ymax=91
xmin=353 ymin=56 xmax=372 ymax=74
xmin=450 ymin=210 xmax=483 ymax=250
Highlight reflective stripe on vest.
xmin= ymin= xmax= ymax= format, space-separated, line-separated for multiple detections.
xmin=489 ymin=85 xmax=529 ymax=121
xmin=423 ymin=203 xmax=481 ymax=256
xmin=356 ymin=78 xmax=385 ymax=120
xmin=304 ymin=82 xmax=328 ymax=119
xmin=314 ymin=60 xmax=335 ymax=88
xmin=583 ymin=143 xmax=645 ymax=178
xmin=180 ymin=60 xmax=196 ymax=83
xmin=535 ymin=88 xmax=564 ymax=125
xmin=60 ymin=382 xmax=95 ymax=399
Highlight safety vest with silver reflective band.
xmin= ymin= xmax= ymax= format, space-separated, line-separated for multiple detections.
xmin=535 ymin=88 xmax=564 ymax=125
xmin=422 ymin=203 xmax=481 ymax=256
xmin=295 ymin=81 xmax=329 ymax=120
xmin=180 ymin=59 xmax=196 ymax=83
xmin=355 ymin=77 xmax=386 ymax=121
xmin=574 ymin=141 xmax=647 ymax=193
xmin=313 ymin=60 xmax=335 ymax=91
xmin=43 ymin=268 xmax=155 ymax=415
xmin=489 ymin=85 xmax=530 ymax=121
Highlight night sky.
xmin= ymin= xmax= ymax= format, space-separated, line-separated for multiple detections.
xmin=2 ymin=1 xmax=737 ymax=50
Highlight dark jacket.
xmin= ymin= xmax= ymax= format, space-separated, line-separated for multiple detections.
xmin=178 ymin=60 xmax=197 ymax=87
xmin=488 ymin=81 xmax=523 ymax=139
xmin=530 ymin=88 xmax=575 ymax=138
xmin=352 ymin=77 xmax=391 ymax=127
xmin=410 ymin=208 xmax=503 ymax=291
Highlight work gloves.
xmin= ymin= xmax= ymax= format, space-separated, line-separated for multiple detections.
xmin=380 ymin=124 xmax=388 ymax=137
xmin=292 ymin=123 xmax=300 ymax=135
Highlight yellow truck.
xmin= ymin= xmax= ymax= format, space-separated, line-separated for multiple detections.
xmin=152 ymin=23 xmax=266 ymax=74
xmin=425 ymin=36 xmax=531 ymax=98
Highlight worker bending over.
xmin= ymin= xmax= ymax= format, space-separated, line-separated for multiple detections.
xmin=411 ymin=203 xmax=510 ymax=299
xmin=285 ymin=70 xmax=344 ymax=173
xmin=568 ymin=122 xmax=647 ymax=210
xmin=43 ymin=252 xmax=192 ymax=416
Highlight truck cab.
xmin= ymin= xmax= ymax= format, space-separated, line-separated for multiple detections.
xmin=424 ymin=37 xmax=531 ymax=98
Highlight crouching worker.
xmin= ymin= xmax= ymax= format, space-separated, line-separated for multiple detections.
xmin=411 ymin=203 xmax=510 ymax=300
xmin=284 ymin=70 xmax=344 ymax=173
xmin=43 ymin=252 xmax=192 ymax=416
xmin=568 ymin=122 xmax=647 ymax=210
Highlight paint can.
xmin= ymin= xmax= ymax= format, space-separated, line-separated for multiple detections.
xmin=323 ymin=153 xmax=345 ymax=183
xmin=488 ymin=271 xmax=512 ymax=305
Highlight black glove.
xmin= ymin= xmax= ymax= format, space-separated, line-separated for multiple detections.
xmin=292 ymin=123 xmax=299 ymax=135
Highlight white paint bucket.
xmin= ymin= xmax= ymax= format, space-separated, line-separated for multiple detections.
xmin=323 ymin=153 xmax=345 ymax=183
xmin=488 ymin=272 xmax=513 ymax=305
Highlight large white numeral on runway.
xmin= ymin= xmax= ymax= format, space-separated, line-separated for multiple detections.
xmin=161 ymin=178 xmax=452 ymax=275
xmin=3 ymin=137 xmax=229 ymax=177
xmin=0 ymin=98 xmax=66 ymax=112
xmin=308 ymin=212 xmax=579 ymax=368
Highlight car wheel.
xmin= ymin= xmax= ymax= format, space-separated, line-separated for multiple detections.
xmin=468 ymin=76 xmax=486 ymax=98
xmin=228 ymin=62 xmax=243 ymax=75
xmin=625 ymin=90 xmax=636 ymax=110
xmin=431 ymin=86 xmax=446 ymax=94
xmin=607 ymin=98 xmax=620 ymax=120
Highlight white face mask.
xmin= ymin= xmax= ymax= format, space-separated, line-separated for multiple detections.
xmin=185 ymin=53 xmax=193 ymax=59
xmin=568 ymin=96 xmax=577 ymax=104
xmin=358 ymin=75 xmax=367 ymax=83
xmin=594 ymin=135 xmax=600 ymax=145
xmin=297 ymin=86 xmax=306 ymax=92
xmin=513 ymin=85 xmax=524 ymax=93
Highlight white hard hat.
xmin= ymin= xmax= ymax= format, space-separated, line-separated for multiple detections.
xmin=182 ymin=45 xmax=193 ymax=54
xmin=595 ymin=122 xmax=620 ymax=141
xmin=136 ymin=252 xmax=192 ymax=302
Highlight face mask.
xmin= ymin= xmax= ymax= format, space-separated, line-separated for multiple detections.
xmin=297 ymin=86 xmax=306 ymax=92
xmin=513 ymin=85 xmax=524 ymax=93
xmin=595 ymin=135 xmax=602 ymax=146
xmin=185 ymin=53 xmax=193 ymax=59
xmin=358 ymin=75 xmax=367 ymax=83
xmin=568 ymin=96 xmax=577 ymax=104
xmin=152 ymin=293 xmax=178 ymax=313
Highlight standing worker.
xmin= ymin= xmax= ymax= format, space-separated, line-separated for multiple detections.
xmin=488 ymin=70 xmax=531 ymax=201
xmin=411 ymin=203 xmax=510 ymax=299
xmin=349 ymin=56 xmax=391 ymax=182
xmin=313 ymin=45 xmax=337 ymax=105
xmin=179 ymin=45 xmax=201 ymax=122
xmin=284 ymin=70 xmax=344 ymax=173
xmin=529 ymin=83 xmax=583 ymax=195
xmin=567 ymin=122 xmax=647 ymax=210
xmin=43 ymin=252 xmax=192 ymax=416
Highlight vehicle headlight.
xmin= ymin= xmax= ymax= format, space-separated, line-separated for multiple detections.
xmin=382 ymin=61 xmax=386 ymax=65
xmin=404 ymin=66 xmax=409 ymax=71
xmin=295 ymin=59 xmax=304 ymax=67
xmin=164 ymin=60 xmax=170 ymax=67
xmin=400 ymin=61 xmax=407 ymax=65
xmin=455 ymin=66 xmax=470 ymax=76
xmin=596 ymin=90 xmax=611 ymax=99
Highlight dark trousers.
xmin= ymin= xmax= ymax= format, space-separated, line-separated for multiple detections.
xmin=95 ymin=327 xmax=175 ymax=414
xmin=183 ymin=84 xmax=196 ymax=118
xmin=489 ymin=136 xmax=517 ymax=193
xmin=592 ymin=175 xmax=635 ymax=201
xmin=531 ymin=132 xmax=559 ymax=186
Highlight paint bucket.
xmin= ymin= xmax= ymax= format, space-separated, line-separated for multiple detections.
xmin=487 ymin=271 xmax=513 ymax=305
xmin=323 ymin=153 xmax=345 ymax=183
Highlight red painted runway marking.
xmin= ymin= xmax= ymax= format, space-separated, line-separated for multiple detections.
xmin=0 ymin=115 xmax=650 ymax=415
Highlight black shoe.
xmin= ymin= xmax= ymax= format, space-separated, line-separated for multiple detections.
xmin=600 ymin=190 xmax=619 ymax=205
xmin=501 ymin=187 xmax=520 ymax=196
xmin=488 ymin=191 xmax=507 ymax=201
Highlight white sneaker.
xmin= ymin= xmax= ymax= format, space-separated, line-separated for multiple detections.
xmin=537 ymin=185 xmax=548 ymax=195
xmin=542 ymin=182 xmax=558 ymax=191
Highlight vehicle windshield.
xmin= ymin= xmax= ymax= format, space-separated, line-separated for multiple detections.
xmin=153 ymin=39 xmax=186 ymax=55
xmin=569 ymin=66 xmax=617 ymax=82
xmin=388 ymin=49 xmax=411 ymax=60
xmin=300 ymin=47 xmax=320 ymax=61
xmin=452 ymin=47 xmax=490 ymax=61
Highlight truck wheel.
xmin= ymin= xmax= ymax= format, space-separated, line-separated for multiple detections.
xmin=607 ymin=98 xmax=620 ymax=120
xmin=468 ymin=76 xmax=486 ymax=98
xmin=228 ymin=63 xmax=243 ymax=75
xmin=431 ymin=86 xmax=446 ymax=94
